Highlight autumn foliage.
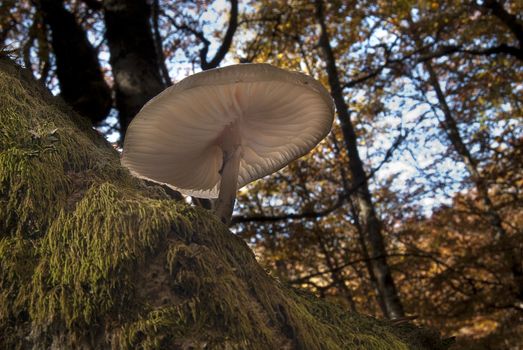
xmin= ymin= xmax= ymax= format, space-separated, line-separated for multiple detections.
xmin=1 ymin=0 xmax=522 ymax=348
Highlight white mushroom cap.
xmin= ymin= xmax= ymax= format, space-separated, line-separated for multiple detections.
xmin=121 ymin=63 xmax=334 ymax=198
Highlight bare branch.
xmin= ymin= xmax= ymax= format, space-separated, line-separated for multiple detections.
xmin=201 ymin=0 xmax=238 ymax=70
xmin=163 ymin=13 xmax=209 ymax=44
xmin=289 ymin=253 xmax=430 ymax=285
xmin=231 ymin=128 xmax=408 ymax=225
xmin=462 ymin=44 xmax=523 ymax=61
xmin=232 ymin=194 xmax=345 ymax=225
xmin=163 ymin=0 xmax=238 ymax=70
xmin=343 ymin=40 xmax=522 ymax=91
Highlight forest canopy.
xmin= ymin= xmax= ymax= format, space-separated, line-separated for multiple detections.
xmin=1 ymin=0 xmax=522 ymax=348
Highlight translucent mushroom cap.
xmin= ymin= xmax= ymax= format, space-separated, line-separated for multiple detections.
xmin=121 ymin=63 xmax=335 ymax=198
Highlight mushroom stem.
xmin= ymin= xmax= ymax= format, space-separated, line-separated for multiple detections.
xmin=215 ymin=124 xmax=241 ymax=225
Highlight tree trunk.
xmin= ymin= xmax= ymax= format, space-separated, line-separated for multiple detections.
xmin=314 ymin=0 xmax=405 ymax=319
xmin=312 ymin=226 xmax=357 ymax=311
xmin=37 ymin=0 xmax=112 ymax=124
xmin=0 ymin=56 xmax=451 ymax=350
xmin=404 ymin=10 xmax=523 ymax=300
xmin=422 ymin=59 xmax=523 ymax=301
xmin=103 ymin=0 xmax=167 ymax=137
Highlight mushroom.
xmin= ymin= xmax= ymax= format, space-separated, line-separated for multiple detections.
xmin=121 ymin=63 xmax=334 ymax=225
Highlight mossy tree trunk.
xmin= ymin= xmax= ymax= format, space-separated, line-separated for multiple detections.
xmin=0 ymin=58 xmax=449 ymax=350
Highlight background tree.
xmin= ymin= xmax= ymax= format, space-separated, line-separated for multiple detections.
xmin=1 ymin=0 xmax=522 ymax=348
xmin=36 ymin=0 xmax=112 ymax=123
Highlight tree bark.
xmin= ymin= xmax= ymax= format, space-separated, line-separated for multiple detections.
xmin=37 ymin=0 xmax=112 ymax=124
xmin=103 ymin=0 xmax=167 ymax=137
xmin=314 ymin=0 xmax=405 ymax=319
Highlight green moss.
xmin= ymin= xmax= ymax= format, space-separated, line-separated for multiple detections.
xmin=0 ymin=58 xmax=450 ymax=349
xmin=0 ymin=237 xmax=37 ymax=349
xmin=31 ymin=183 xmax=193 ymax=328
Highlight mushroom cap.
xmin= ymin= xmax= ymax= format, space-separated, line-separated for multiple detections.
xmin=121 ymin=63 xmax=335 ymax=198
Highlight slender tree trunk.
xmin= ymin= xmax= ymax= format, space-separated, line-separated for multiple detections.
xmin=422 ymin=59 xmax=523 ymax=301
xmin=424 ymin=63 xmax=504 ymax=235
xmin=349 ymin=199 xmax=389 ymax=315
xmin=404 ymin=9 xmax=523 ymax=300
xmin=313 ymin=228 xmax=357 ymax=311
xmin=314 ymin=0 xmax=405 ymax=319
xmin=297 ymin=163 xmax=357 ymax=311
xmin=37 ymin=0 xmax=112 ymax=124
xmin=103 ymin=0 xmax=167 ymax=137
xmin=332 ymin=134 xmax=388 ymax=315
xmin=151 ymin=0 xmax=171 ymax=86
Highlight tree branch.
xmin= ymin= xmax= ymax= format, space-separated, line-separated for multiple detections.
xmin=417 ymin=44 xmax=523 ymax=62
xmin=231 ymin=128 xmax=408 ymax=225
xmin=163 ymin=13 xmax=209 ymax=44
xmin=201 ymin=0 xmax=238 ymax=70
xmin=232 ymin=195 xmax=345 ymax=225
xmin=463 ymin=44 xmax=523 ymax=61
xmin=482 ymin=0 xmax=523 ymax=47
xmin=343 ymin=39 xmax=522 ymax=91
xmin=163 ymin=0 xmax=238 ymax=70
xmin=289 ymin=253 xmax=430 ymax=285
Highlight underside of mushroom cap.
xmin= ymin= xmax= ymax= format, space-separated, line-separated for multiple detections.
xmin=122 ymin=64 xmax=334 ymax=198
